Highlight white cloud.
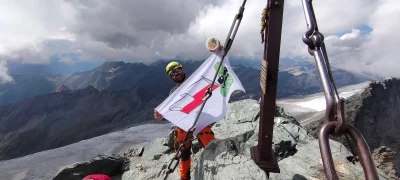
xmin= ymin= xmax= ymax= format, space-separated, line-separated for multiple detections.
xmin=0 ymin=60 xmax=13 ymax=84
xmin=59 ymin=57 xmax=75 ymax=65
xmin=0 ymin=0 xmax=77 ymax=69
xmin=324 ymin=29 xmax=369 ymax=68
xmin=311 ymin=0 xmax=400 ymax=77
xmin=359 ymin=0 xmax=400 ymax=77
xmin=0 ymin=0 xmax=399 ymax=80
xmin=0 ymin=1 xmax=76 ymax=53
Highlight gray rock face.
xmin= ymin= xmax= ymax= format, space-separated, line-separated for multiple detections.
xmin=212 ymin=99 xmax=260 ymax=140
xmin=116 ymin=99 xmax=388 ymax=180
xmin=53 ymin=154 xmax=130 ymax=180
xmin=161 ymin=126 xmax=179 ymax=152
xmin=275 ymin=105 xmax=300 ymax=126
xmin=123 ymin=147 xmax=144 ymax=158
xmin=346 ymin=78 xmax=400 ymax=153
xmin=244 ymin=115 xmax=315 ymax=161
xmin=194 ymin=135 xmax=267 ymax=180
xmin=269 ymin=140 xmax=388 ymax=180
xmin=271 ymin=117 xmax=315 ymax=160
xmin=305 ymin=77 xmax=400 ymax=176
xmin=372 ymin=146 xmax=400 ymax=180
xmin=141 ymin=138 xmax=171 ymax=161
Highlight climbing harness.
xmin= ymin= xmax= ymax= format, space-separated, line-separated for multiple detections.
xmin=300 ymin=0 xmax=379 ymax=179
xmin=161 ymin=1 xmax=247 ymax=179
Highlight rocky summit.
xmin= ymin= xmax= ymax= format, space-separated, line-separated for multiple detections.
xmin=54 ymin=99 xmax=391 ymax=180
xmin=305 ymin=77 xmax=400 ymax=178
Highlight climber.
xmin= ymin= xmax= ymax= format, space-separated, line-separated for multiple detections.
xmin=153 ymin=45 xmax=222 ymax=179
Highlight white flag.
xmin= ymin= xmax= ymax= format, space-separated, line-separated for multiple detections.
xmin=154 ymin=50 xmax=245 ymax=136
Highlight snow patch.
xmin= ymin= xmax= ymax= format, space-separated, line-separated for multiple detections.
xmin=277 ymin=81 xmax=369 ymax=114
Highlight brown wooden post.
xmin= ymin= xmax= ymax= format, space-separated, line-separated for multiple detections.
xmin=250 ymin=0 xmax=284 ymax=174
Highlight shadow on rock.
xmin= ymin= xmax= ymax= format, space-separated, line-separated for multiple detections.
xmin=53 ymin=154 xmax=130 ymax=180
xmin=292 ymin=174 xmax=307 ymax=180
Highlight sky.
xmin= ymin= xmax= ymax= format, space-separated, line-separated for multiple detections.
xmin=0 ymin=0 xmax=399 ymax=83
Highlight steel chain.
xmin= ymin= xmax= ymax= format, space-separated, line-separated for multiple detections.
xmin=300 ymin=0 xmax=379 ymax=179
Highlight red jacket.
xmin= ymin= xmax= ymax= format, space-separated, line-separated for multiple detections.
xmin=82 ymin=174 xmax=112 ymax=180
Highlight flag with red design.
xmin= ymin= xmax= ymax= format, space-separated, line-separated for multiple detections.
xmin=154 ymin=50 xmax=245 ymax=135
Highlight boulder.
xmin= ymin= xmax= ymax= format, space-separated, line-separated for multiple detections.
xmin=141 ymin=138 xmax=171 ymax=160
xmin=193 ymin=132 xmax=267 ymax=180
xmin=53 ymin=154 xmax=129 ymax=180
xmin=269 ymin=140 xmax=388 ymax=180
xmin=123 ymin=147 xmax=144 ymax=158
xmin=372 ymin=146 xmax=399 ymax=179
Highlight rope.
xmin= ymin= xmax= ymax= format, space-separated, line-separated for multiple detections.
xmin=260 ymin=7 xmax=269 ymax=43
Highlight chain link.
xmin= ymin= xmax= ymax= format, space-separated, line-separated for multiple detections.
xmin=301 ymin=0 xmax=379 ymax=179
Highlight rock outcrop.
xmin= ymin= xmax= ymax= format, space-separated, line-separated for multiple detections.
xmin=372 ymin=146 xmax=399 ymax=180
xmin=54 ymin=85 xmax=71 ymax=93
xmin=53 ymin=154 xmax=130 ymax=180
xmin=305 ymin=77 xmax=400 ymax=177
xmin=54 ymin=98 xmax=391 ymax=179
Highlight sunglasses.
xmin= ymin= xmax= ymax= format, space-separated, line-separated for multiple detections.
xmin=169 ymin=67 xmax=182 ymax=77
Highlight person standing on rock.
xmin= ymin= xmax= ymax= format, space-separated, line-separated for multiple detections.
xmin=153 ymin=44 xmax=222 ymax=180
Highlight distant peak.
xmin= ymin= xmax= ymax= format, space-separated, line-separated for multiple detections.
xmin=54 ymin=85 xmax=71 ymax=93
xmin=96 ymin=61 xmax=149 ymax=72
xmin=369 ymin=77 xmax=400 ymax=90
xmin=95 ymin=61 xmax=126 ymax=71
xmin=102 ymin=61 xmax=126 ymax=65
xmin=84 ymin=85 xmax=98 ymax=91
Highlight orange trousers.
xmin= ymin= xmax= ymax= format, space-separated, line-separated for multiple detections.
xmin=176 ymin=125 xmax=215 ymax=180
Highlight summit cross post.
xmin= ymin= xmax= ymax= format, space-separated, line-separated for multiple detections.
xmin=250 ymin=0 xmax=284 ymax=176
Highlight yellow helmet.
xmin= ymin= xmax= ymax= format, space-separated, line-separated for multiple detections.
xmin=166 ymin=61 xmax=183 ymax=75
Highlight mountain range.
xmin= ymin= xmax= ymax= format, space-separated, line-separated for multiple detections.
xmin=1 ymin=59 xmax=375 ymax=105
xmin=0 ymin=58 xmax=376 ymax=160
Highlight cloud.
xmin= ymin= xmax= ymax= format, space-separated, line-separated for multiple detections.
xmin=0 ymin=61 xmax=13 ymax=84
xmin=324 ymin=29 xmax=370 ymax=68
xmin=63 ymin=0 xmax=225 ymax=61
xmin=0 ymin=0 xmax=77 ymax=67
xmin=0 ymin=1 xmax=76 ymax=53
xmin=59 ymin=57 xmax=75 ymax=65
xmin=359 ymin=0 xmax=400 ymax=78
xmin=312 ymin=0 xmax=400 ymax=78
xmin=0 ymin=0 xmax=399 ymax=78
